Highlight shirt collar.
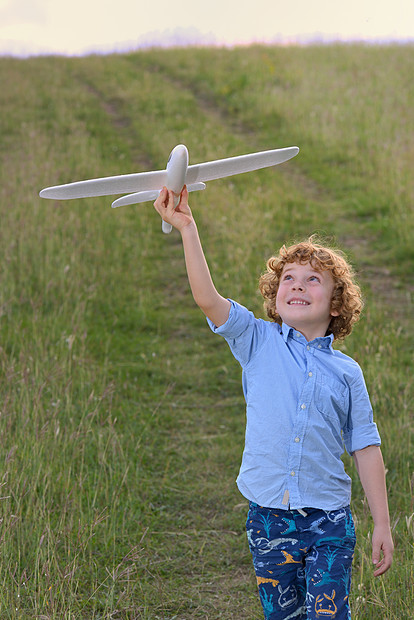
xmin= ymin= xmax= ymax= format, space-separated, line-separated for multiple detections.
xmin=281 ymin=322 xmax=334 ymax=352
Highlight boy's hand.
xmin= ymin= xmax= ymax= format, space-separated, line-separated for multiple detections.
xmin=372 ymin=524 xmax=394 ymax=576
xmin=352 ymin=446 xmax=393 ymax=577
xmin=153 ymin=186 xmax=193 ymax=231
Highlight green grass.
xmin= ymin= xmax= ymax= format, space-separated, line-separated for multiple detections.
xmin=0 ymin=44 xmax=413 ymax=618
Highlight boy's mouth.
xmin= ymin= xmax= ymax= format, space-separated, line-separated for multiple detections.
xmin=288 ymin=299 xmax=310 ymax=306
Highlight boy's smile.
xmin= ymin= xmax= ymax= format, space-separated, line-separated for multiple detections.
xmin=276 ymin=262 xmax=340 ymax=341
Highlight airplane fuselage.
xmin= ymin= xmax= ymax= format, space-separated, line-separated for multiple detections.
xmin=166 ymin=144 xmax=189 ymax=197
xmin=163 ymin=144 xmax=189 ymax=233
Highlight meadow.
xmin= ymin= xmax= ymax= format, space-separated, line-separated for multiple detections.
xmin=0 ymin=43 xmax=412 ymax=618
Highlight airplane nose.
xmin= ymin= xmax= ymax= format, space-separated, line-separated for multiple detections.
xmin=168 ymin=144 xmax=189 ymax=166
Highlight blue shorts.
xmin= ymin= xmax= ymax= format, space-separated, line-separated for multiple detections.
xmin=246 ymin=503 xmax=356 ymax=619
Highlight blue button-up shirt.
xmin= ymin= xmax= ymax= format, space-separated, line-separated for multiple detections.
xmin=207 ymin=300 xmax=381 ymax=510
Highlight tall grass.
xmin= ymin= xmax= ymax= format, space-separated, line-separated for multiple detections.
xmin=0 ymin=45 xmax=412 ymax=618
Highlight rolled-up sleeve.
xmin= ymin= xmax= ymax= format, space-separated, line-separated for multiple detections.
xmin=207 ymin=299 xmax=248 ymax=337
xmin=207 ymin=300 xmax=269 ymax=368
xmin=342 ymin=366 xmax=381 ymax=455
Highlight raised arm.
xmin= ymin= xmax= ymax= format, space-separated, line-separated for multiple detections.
xmin=153 ymin=187 xmax=231 ymax=327
xmin=353 ymin=445 xmax=394 ymax=576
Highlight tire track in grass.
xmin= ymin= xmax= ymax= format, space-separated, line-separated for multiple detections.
xmin=73 ymin=55 xmax=412 ymax=343
xmin=71 ymin=56 xmax=413 ymax=360
xmin=74 ymin=74 xmax=156 ymax=173
xmin=71 ymin=64 xmax=211 ymax=343
xmin=146 ymin=61 xmax=412 ymax=328
xmin=132 ymin=56 xmax=357 ymax=261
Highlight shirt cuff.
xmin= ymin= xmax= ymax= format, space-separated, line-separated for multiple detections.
xmin=343 ymin=422 xmax=381 ymax=455
xmin=206 ymin=299 xmax=236 ymax=334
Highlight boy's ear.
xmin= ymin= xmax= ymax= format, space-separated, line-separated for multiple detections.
xmin=330 ymin=304 xmax=341 ymax=317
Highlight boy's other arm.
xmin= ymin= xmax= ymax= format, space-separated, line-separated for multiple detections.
xmin=154 ymin=187 xmax=231 ymax=327
xmin=352 ymin=445 xmax=394 ymax=576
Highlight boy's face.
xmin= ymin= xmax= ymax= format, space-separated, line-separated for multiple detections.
xmin=275 ymin=261 xmax=340 ymax=342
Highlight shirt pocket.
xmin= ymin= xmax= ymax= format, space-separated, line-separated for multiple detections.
xmin=314 ymin=374 xmax=348 ymax=423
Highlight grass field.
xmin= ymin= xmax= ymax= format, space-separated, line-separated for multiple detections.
xmin=0 ymin=44 xmax=413 ymax=618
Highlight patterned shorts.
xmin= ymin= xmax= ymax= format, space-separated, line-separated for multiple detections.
xmin=246 ymin=503 xmax=356 ymax=619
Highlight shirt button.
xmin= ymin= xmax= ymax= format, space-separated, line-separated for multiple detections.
xmin=295 ymin=331 xmax=301 ymax=338
xmin=308 ymin=371 xmax=313 ymax=377
xmin=290 ymin=471 xmax=295 ymax=476
xmin=301 ymin=403 xmax=306 ymax=410
xmin=318 ymin=344 xmax=322 ymax=349
xmin=306 ymin=345 xmax=310 ymax=351
xmin=294 ymin=437 xmax=300 ymax=443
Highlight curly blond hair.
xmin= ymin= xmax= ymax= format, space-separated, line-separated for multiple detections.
xmin=259 ymin=236 xmax=363 ymax=340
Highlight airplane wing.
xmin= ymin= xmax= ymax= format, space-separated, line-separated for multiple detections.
xmin=39 ymin=146 xmax=299 ymax=201
xmin=185 ymin=146 xmax=299 ymax=184
xmin=39 ymin=169 xmax=168 ymax=200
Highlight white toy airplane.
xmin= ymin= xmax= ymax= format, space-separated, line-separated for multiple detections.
xmin=39 ymin=144 xmax=299 ymax=233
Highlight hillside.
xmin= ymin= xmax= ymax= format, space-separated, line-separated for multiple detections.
xmin=0 ymin=45 xmax=412 ymax=618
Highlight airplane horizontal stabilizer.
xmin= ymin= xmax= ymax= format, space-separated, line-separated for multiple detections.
xmin=111 ymin=182 xmax=206 ymax=208
xmin=112 ymin=190 xmax=160 ymax=208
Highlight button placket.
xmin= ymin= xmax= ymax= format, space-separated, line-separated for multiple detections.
xmin=286 ymin=337 xmax=315 ymax=507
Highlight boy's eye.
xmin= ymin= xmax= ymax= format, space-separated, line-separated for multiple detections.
xmin=309 ymin=275 xmax=321 ymax=282
xmin=283 ymin=274 xmax=293 ymax=280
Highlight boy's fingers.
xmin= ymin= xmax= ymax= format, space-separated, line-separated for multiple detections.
xmin=374 ymin=559 xmax=390 ymax=576
xmin=154 ymin=186 xmax=166 ymax=208
xmin=176 ymin=185 xmax=188 ymax=208
xmin=154 ymin=187 xmax=175 ymax=214
xmin=166 ymin=189 xmax=176 ymax=209
xmin=373 ymin=541 xmax=393 ymax=576
xmin=154 ymin=186 xmax=189 ymax=223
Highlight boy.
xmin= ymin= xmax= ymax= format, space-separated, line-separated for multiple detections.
xmin=153 ymin=187 xmax=393 ymax=619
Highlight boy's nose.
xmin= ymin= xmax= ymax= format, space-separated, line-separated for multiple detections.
xmin=292 ymin=282 xmax=305 ymax=291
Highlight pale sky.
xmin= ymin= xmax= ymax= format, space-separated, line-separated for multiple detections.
xmin=0 ymin=0 xmax=413 ymax=56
